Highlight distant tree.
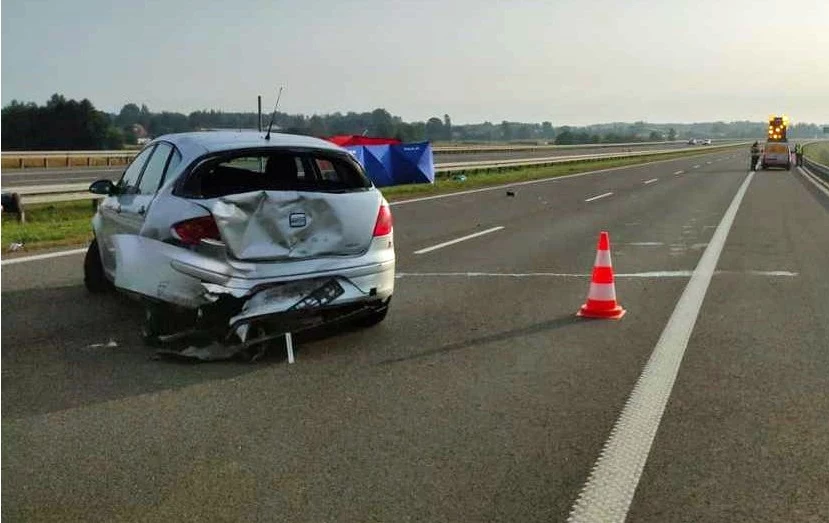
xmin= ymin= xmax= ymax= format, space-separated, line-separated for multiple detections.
xmin=425 ymin=117 xmax=444 ymax=141
xmin=668 ymin=127 xmax=677 ymax=141
xmin=554 ymin=126 xmax=574 ymax=145
xmin=308 ymin=115 xmax=327 ymax=137
xmin=117 ymin=103 xmax=141 ymax=126
xmin=443 ymin=114 xmax=452 ymax=140
xmin=370 ymin=108 xmax=394 ymax=137
xmin=541 ymin=121 xmax=554 ymax=139
xmin=648 ymin=130 xmax=662 ymax=141
xmin=500 ymin=120 xmax=512 ymax=141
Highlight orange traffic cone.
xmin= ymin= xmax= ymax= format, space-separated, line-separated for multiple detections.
xmin=577 ymin=231 xmax=626 ymax=319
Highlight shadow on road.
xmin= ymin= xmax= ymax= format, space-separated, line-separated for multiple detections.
xmin=377 ymin=315 xmax=584 ymax=365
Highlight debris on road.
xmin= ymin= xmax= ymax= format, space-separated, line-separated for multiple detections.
xmin=506 ymin=190 xmax=516 ymax=197
xmin=85 ymin=339 xmax=119 ymax=349
xmin=8 ymin=242 xmax=24 ymax=252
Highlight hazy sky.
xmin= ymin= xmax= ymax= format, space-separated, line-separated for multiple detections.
xmin=3 ymin=0 xmax=828 ymax=125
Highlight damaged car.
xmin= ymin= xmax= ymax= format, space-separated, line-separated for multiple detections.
xmin=84 ymin=131 xmax=395 ymax=359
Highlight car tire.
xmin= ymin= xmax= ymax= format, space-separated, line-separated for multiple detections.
xmin=355 ymin=298 xmax=391 ymax=328
xmin=84 ymin=238 xmax=112 ymax=293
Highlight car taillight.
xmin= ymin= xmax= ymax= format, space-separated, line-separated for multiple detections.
xmin=171 ymin=216 xmax=221 ymax=245
xmin=373 ymin=205 xmax=393 ymax=237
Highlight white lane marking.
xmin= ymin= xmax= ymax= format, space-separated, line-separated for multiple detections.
xmin=643 ymin=178 xmax=658 ymax=185
xmin=673 ymin=170 xmax=684 ymax=175
xmin=396 ymin=269 xmax=794 ymax=279
xmin=1 ymin=248 xmax=87 ymax=265
xmin=568 ymin=171 xmax=755 ymax=523
xmin=585 ymin=192 xmax=613 ymax=202
xmin=797 ymin=166 xmax=829 ymax=198
xmin=706 ymin=161 xmax=712 ymax=165
xmin=626 ymin=242 xmax=664 ymax=246
xmin=413 ymin=226 xmax=504 ymax=255
xmin=692 ymin=164 xmax=701 ymax=169
xmin=389 ymin=154 xmax=727 ymax=207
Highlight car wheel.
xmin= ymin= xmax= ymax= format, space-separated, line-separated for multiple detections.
xmin=355 ymin=298 xmax=391 ymax=328
xmin=84 ymin=238 xmax=112 ymax=293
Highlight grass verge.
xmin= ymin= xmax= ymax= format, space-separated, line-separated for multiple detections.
xmin=1 ymin=146 xmax=742 ymax=254
xmin=804 ymin=142 xmax=829 ymax=166
xmin=2 ymin=201 xmax=95 ymax=253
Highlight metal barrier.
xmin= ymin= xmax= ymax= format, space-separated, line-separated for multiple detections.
xmin=2 ymin=143 xmax=745 ymax=205
xmin=803 ymin=156 xmax=829 ymax=184
xmin=0 ymin=140 xmax=743 ymax=166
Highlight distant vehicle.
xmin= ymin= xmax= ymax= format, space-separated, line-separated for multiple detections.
xmin=701 ymin=139 xmax=712 ymax=145
xmin=688 ymin=138 xmax=698 ymax=145
xmin=84 ymin=131 xmax=395 ymax=353
xmin=760 ymin=142 xmax=791 ymax=170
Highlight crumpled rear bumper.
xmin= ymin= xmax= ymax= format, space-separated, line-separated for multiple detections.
xmin=112 ymin=235 xmax=395 ymax=329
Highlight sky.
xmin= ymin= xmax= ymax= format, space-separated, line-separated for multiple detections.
xmin=2 ymin=0 xmax=828 ymax=125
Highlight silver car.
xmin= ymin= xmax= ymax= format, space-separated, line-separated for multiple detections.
xmin=84 ymin=131 xmax=395 ymax=355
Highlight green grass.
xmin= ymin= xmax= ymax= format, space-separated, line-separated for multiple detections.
xmin=381 ymin=146 xmax=741 ymax=201
xmin=804 ymin=142 xmax=829 ymax=166
xmin=1 ymin=145 xmax=741 ymax=253
xmin=1 ymin=200 xmax=96 ymax=252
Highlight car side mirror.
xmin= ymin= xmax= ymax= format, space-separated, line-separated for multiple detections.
xmin=89 ymin=179 xmax=117 ymax=195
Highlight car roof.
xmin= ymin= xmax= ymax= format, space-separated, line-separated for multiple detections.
xmin=151 ymin=131 xmax=346 ymax=159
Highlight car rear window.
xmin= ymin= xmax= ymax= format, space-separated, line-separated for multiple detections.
xmin=177 ymin=151 xmax=372 ymax=199
xmin=766 ymin=144 xmax=788 ymax=154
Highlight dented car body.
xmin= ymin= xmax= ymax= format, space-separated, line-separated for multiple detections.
xmin=85 ymin=131 xmax=394 ymax=356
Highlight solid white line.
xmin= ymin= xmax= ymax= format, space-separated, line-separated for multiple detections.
xmin=585 ymin=192 xmax=613 ymax=202
xmin=395 ymin=269 xmax=793 ymax=279
xmin=797 ymin=166 xmax=829 ymax=198
xmin=568 ymin=171 xmax=755 ymax=523
xmin=643 ymin=178 xmax=658 ymax=185
xmin=413 ymin=226 xmax=504 ymax=254
xmin=1 ymin=247 xmax=87 ymax=265
xmin=673 ymin=170 xmax=684 ymax=175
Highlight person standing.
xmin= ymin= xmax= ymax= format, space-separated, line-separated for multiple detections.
xmin=750 ymin=141 xmax=761 ymax=170
xmin=795 ymin=143 xmax=804 ymax=166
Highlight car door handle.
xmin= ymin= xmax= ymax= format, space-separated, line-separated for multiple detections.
xmin=138 ymin=205 xmax=146 ymax=216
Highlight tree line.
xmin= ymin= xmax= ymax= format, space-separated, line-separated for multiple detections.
xmin=2 ymin=93 xmax=825 ymax=150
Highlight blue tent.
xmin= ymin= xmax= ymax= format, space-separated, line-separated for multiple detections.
xmin=389 ymin=142 xmax=434 ymax=185
xmin=346 ymin=142 xmax=434 ymax=187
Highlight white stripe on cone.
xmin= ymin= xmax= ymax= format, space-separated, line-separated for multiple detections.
xmin=594 ymin=249 xmax=612 ymax=268
xmin=587 ymin=282 xmax=617 ymax=301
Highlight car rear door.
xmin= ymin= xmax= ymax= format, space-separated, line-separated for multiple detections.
xmin=98 ymin=145 xmax=154 ymax=270
xmin=119 ymin=142 xmax=181 ymax=235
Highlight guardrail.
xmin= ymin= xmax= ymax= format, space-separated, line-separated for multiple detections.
xmin=1 ymin=140 xmax=746 ymax=167
xmin=2 ymin=143 xmax=746 ymax=205
xmin=802 ymin=157 xmax=829 ymax=184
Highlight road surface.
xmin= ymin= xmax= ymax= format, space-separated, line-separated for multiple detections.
xmin=3 ymin=150 xmax=828 ymax=522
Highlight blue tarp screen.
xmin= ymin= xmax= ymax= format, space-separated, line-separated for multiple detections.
xmin=346 ymin=142 xmax=434 ymax=187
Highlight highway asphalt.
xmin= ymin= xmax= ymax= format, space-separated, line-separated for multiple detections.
xmin=1 ymin=142 xmax=706 ymax=188
xmin=3 ymin=150 xmax=828 ymax=522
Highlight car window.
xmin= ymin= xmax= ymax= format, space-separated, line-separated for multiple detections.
xmin=178 ymin=151 xmax=370 ymax=199
xmin=766 ymin=144 xmax=787 ymax=154
xmin=165 ymin=148 xmax=182 ymax=181
xmin=137 ymin=143 xmax=173 ymax=195
xmin=118 ymin=146 xmax=154 ymax=194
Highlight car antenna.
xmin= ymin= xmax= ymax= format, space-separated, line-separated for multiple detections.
xmin=264 ymin=86 xmax=283 ymax=140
